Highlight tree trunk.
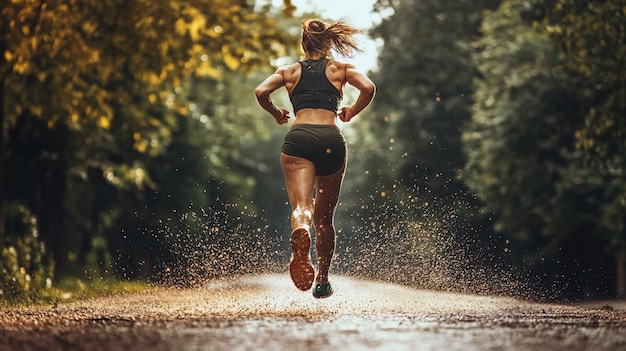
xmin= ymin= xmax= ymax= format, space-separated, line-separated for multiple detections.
xmin=36 ymin=123 xmax=68 ymax=274
xmin=0 ymin=74 xmax=5 ymax=241
xmin=617 ymin=253 xmax=626 ymax=298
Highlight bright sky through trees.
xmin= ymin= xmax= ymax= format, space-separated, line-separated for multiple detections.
xmin=274 ymin=0 xmax=383 ymax=72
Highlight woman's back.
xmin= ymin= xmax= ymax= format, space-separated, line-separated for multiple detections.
xmin=279 ymin=59 xmax=348 ymax=126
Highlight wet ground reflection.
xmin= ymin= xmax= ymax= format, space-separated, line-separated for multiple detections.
xmin=202 ymin=274 xmax=524 ymax=316
xmin=1 ymin=274 xmax=625 ymax=351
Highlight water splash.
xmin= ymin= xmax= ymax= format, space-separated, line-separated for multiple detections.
xmin=153 ymin=206 xmax=285 ymax=287
xmin=151 ymin=195 xmax=529 ymax=301
xmin=331 ymin=195 xmax=530 ymax=300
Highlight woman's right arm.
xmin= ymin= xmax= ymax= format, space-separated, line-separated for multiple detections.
xmin=254 ymin=69 xmax=291 ymax=125
xmin=339 ymin=66 xmax=376 ymax=122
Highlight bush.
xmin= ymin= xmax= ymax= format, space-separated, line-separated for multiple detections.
xmin=0 ymin=204 xmax=54 ymax=303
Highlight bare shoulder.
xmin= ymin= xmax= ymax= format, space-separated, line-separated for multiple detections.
xmin=277 ymin=62 xmax=300 ymax=74
xmin=278 ymin=62 xmax=302 ymax=92
xmin=327 ymin=60 xmax=352 ymax=80
xmin=276 ymin=62 xmax=300 ymax=81
xmin=327 ymin=60 xmax=354 ymax=72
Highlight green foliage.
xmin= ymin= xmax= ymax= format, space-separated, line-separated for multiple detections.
xmin=0 ymin=0 xmax=298 ymax=302
xmin=2 ymin=0 xmax=620 ymax=303
xmin=463 ymin=0 xmax=619 ymax=299
xmin=0 ymin=204 xmax=53 ymax=303
xmin=463 ymin=0 xmax=573 ymax=239
xmin=531 ymin=0 xmax=625 ymax=168
xmin=531 ymin=0 xmax=626 ymax=270
xmin=362 ymin=0 xmax=499 ymax=211
xmin=355 ymin=0 xmax=623 ymax=299
xmin=112 ymin=70 xmax=291 ymax=283
xmin=337 ymin=0 xmax=507 ymax=293
xmin=2 ymin=0 xmax=295 ymax=192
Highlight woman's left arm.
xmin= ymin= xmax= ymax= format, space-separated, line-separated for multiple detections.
xmin=339 ymin=66 xmax=376 ymax=122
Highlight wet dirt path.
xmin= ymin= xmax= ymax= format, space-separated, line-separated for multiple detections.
xmin=1 ymin=274 xmax=625 ymax=351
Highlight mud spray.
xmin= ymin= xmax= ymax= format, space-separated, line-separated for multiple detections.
xmin=335 ymin=204 xmax=528 ymax=299
xmin=152 ymin=205 xmax=286 ymax=287
xmin=149 ymin=187 xmax=531 ymax=301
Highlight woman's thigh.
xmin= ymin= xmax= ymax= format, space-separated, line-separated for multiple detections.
xmin=314 ymin=165 xmax=345 ymax=224
xmin=280 ymin=153 xmax=316 ymax=208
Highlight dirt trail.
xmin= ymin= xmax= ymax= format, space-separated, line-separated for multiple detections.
xmin=1 ymin=274 xmax=625 ymax=351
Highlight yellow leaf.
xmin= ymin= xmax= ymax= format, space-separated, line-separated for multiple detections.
xmin=159 ymin=42 xmax=169 ymax=56
xmin=175 ymin=18 xmax=186 ymax=35
xmin=222 ymin=52 xmax=240 ymax=70
xmin=134 ymin=139 xmax=148 ymax=153
xmin=90 ymin=50 xmax=100 ymax=63
xmin=189 ymin=14 xmax=206 ymax=41
xmin=32 ymin=106 xmax=42 ymax=116
xmin=140 ymin=72 xmax=161 ymax=85
xmin=196 ymin=63 xmax=222 ymax=79
xmin=13 ymin=61 xmax=29 ymax=73
xmin=208 ymin=25 xmax=223 ymax=38
xmin=98 ymin=116 xmax=110 ymax=129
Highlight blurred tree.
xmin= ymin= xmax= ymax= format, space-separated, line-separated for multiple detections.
xmin=365 ymin=0 xmax=498 ymax=211
xmin=526 ymin=0 xmax=625 ymax=169
xmin=527 ymin=0 xmax=626 ymax=297
xmin=463 ymin=0 xmax=619 ymax=299
xmin=0 ymin=0 xmax=295 ymax=286
xmin=529 ymin=0 xmax=625 ymax=297
xmin=146 ymin=69 xmax=294 ymax=284
xmin=338 ymin=0 xmax=508 ymax=293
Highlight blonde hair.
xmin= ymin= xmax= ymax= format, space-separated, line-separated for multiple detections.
xmin=301 ymin=19 xmax=363 ymax=58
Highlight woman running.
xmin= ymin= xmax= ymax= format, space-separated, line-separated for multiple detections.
xmin=254 ymin=18 xmax=375 ymax=298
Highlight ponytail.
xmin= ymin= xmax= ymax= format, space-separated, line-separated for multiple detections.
xmin=301 ymin=19 xmax=363 ymax=58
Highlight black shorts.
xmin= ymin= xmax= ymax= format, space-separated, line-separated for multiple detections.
xmin=282 ymin=124 xmax=346 ymax=176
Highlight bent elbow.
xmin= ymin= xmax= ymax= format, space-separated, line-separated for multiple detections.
xmin=366 ymin=82 xmax=376 ymax=97
xmin=254 ymin=86 xmax=265 ymax=100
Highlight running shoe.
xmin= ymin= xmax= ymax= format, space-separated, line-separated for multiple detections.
xmin=312 ymin=282 xmax=333 ymax=298
xmin=289 ymin=228 xmax=315 ymax=291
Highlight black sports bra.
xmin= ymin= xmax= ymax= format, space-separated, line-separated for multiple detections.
xmin=289 ymin=59 xmax=342 ymax=114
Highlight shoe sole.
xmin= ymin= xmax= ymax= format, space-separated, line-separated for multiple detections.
xmin=312 ymin=282 xmax=334 ymax=299
xmin=289 ymin=228 xmax=315 ymax=291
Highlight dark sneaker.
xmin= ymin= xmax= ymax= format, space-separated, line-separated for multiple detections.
xmin=312 ymin=282 xmax=333 ymax=298
xmin=289 ymin=228 xmax=315 ymax=291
